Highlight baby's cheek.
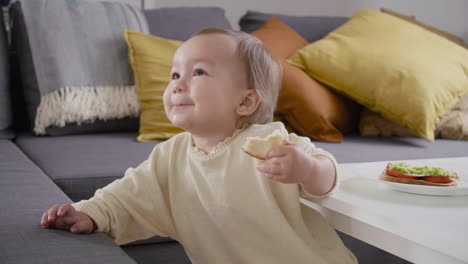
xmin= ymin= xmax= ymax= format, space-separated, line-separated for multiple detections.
xmin=162 ymin=90 xmax=171 ymax=111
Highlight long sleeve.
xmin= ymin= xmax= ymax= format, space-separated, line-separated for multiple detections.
xmin=72 ymin=145 xmax=176 ymax=245
xmin=287 ymin=133 xmax=339 ymax=199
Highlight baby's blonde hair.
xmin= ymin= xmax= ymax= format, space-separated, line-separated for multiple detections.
xmin=192 ymin=28 xmax=282 ymax=125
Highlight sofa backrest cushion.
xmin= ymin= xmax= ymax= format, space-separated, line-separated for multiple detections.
xmin=143 ymin=7 xmax=232 ymax=41
xmin=10 ymin=0 xmax=148 ymax=136
xmin=239 ymin=10 xmax=348 ymax=43
xmin=0 ymin=10 xmax=13 ymax=139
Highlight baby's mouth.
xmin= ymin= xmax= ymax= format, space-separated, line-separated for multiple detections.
xmin=172 ymin=103 xmax=194 ymax=110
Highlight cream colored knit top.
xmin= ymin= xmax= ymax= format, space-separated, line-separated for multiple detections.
xmin=73 ymin=122 xmax=356 ymax=264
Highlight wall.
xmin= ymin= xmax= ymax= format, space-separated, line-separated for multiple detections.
xmin=144 ymin=0 xmax=468 ymax=43
xmin=381 ymin=0 xmax=468 ymax=43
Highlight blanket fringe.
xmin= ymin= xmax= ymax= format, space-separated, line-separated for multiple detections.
xmin=34 ymin=86 xmax=140 ymax=135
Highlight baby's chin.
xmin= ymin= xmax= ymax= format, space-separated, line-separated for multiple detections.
xmin=168 ymin=115 xmax=191 ymax=131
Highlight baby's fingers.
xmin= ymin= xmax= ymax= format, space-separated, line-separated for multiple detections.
xmin=41 ymin=204 xmax=74 ymax=229
xmin=256 ymin=159 xmax=282 ymax=175
xmin=70 ymin=220 xmax=92 ymax=234
xmin=70 ymin=213 xmax=94 ymax=234
xmin=257 ymin=165 xmax=290 ymax=182
xmin=42 ymin=204 xmax=61 ymax=228
xmin=265 ymin=141 xmax=296 ymax=159
xmin=57 ymin=204 xmax=74 ymax=217
xmin=41 ymin=211 xmax=49 ymax=228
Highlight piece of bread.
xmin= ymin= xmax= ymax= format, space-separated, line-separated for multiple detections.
xmin=242 ymin=129 xmax=286 ymax=159
xmin=379 ymin=170 xmax=457 ymax=187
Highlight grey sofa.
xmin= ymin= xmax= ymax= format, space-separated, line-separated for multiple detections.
xmin=1 ymin=3 xmax=467 ymax=264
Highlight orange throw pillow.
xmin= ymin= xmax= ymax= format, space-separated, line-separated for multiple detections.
xmin=252 ymin=17 xmax=360 ymax=142
xmin=251 ymin=17 xmax=308 ymax=58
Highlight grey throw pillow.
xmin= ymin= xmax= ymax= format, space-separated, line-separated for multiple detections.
xmin=143 ymin=7 xmax=232 ymax=41
xmin=239 ymin=10 xmax=348 ymax=43
xmin=11 ymin=0 xmax=149 ymax=136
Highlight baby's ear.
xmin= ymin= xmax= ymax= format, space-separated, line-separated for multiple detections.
xmin=237 ymin=89 xmax=261 ymax=117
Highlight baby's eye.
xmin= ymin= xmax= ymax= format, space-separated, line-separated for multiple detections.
xmin=194 ymin=69 xmax=206 ymax=76
xmin=171 ymin=72 xmax=180 ymax=80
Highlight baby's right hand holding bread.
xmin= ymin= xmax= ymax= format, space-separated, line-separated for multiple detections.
xmin=242 ymin=129 xmax=314 ymax=184
xmin=41 ymin=204 xmax=95 ymax=234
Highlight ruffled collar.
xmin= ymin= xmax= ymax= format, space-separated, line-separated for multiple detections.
xmin=189 ymin=125 xmax=250 ymax=160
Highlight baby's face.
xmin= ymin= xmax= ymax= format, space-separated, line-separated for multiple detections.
xmin=163 ymin=33 xmax=249 ymax=135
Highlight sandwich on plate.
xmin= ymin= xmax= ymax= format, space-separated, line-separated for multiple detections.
xmin=380 ymin=162 xmax=459 ymax=187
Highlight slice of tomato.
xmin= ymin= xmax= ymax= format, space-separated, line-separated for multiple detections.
xmin=422 ymin=176 xmax=455 ymax=184
xmin=386 ymin=168 xmax=419 ymax=180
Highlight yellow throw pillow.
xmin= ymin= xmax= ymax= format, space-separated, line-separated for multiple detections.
xmin=288 ymin=8 xmax=468 ymax=141
xmin=124 ymin=30 xmax=184 ymax=142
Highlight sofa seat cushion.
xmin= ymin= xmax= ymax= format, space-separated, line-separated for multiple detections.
xmin=0 ymin=139 xmax=135 ymax=263
xmin=15 ymin=133 xmax=157 ymax=202
xmin=314 ymin=135 xmax=468 ymax=163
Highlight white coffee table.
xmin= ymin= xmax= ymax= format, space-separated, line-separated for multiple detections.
xmin=301 ymin=157 xmax=468 ymax=264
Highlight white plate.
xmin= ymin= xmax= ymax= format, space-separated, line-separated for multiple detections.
xmin=378 ymin=179 xmax=468 ymax=196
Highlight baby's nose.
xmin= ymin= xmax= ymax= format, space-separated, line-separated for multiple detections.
xmin=173 ymin=80 xmax=187 ymax=93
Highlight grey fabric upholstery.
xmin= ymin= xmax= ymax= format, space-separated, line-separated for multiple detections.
xmin=338 ymin=232 xmax=410 ymax=264
xmin=0 ymin=139 xmax=135 ymax=264
xmin=143 ymin=7 xmax=232 ymax=41
xmin=10 ymin=2 xmax=40 ymax=132
xmin=314 ymin=135 xmax=468 ymax=163
xmin=239 ymin=10 xmax=348 ymax=43
xmin=15 ymin=133 xmax=157 ymax=202
xmin=123 ymin=242 xmax=191 ymax=264
xmin=0 ymin=10 xmax=13 ymax=139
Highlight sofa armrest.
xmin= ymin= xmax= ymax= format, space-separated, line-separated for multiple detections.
xmin=0 ymin=139 xmax=135 ymax=263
